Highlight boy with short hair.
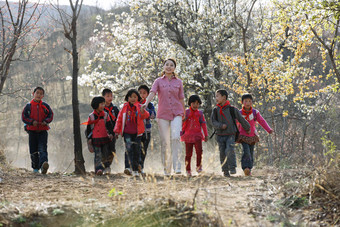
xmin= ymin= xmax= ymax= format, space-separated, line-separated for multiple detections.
xmin=138 ymin=85 xmax=156 ymax=174
xmin=22 ymin=87 xmax=54 ymax=174
xmin=86 ymin=96 xmax=114 ymax=176
xmin=211 ymin=89 xmax=250 ymax=177
xmin=102 ymin=88 xmax=120 ymax=175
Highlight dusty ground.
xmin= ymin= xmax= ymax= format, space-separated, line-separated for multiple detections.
xmin=0 ymin=166 xmax=323 ymax=226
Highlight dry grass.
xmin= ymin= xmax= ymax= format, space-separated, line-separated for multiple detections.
xmin=308 ymin=167 xmax=340 ymax=225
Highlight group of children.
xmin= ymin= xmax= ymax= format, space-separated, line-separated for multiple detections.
xmin=22 ymin=86 xmax=272 ymax=177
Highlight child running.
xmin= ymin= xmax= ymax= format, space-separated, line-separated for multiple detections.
xmin=85 ymin=97 xmax=114 ymax=176
xmin=114 ymin=89 xmax=149 ymax=177
xmin=102 ymin=88 xmax=120 ymax=175
xmin=238 ymin=94 xmax=273 ymax=176
xmin=211 ymin=89 xmax=250 ymax=177
xmin=22 ymin=87 xmax=54 ymax=174
xmin=181 ymin=95 xmax=208 ymax=176
xmin=138 ymin=85 xmax=156 ymax=174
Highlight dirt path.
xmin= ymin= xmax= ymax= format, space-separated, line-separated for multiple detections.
xmin=0 ymin=167 xmax=286 ymax=226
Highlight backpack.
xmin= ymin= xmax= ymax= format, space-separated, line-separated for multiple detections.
xmin=229 ymin=106 xmax=239 ymax=142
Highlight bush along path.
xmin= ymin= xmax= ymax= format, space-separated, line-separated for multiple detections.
xmin=0 ymin=166 xmax=338 ymax=226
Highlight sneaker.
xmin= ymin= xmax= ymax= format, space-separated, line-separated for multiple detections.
xmin=244 ymin=168 xmax=251 ymax=176
xmin=223 ymin=171 xmax=231 ymax=177
xmin=230 ymin=168 xmax=237 ymax=174
xmin=175 ymin=171 xmax=182 ymax=175
xmin=164 ymin=171 xmax=171 ymax=177
xmin=103 ymin=167 xmax=111 ymax=175
xmin=132 ymin=171 xmax=139 ymax=177
xmin=124 ymin=168 xmax=132 ymax=176
xmin=197 ymin=166 xmax=203 ymax=174
xmin=138 ymin=165 xmax=142 ymax=173
xmin=186 ymin=170 xmax=192 ymax=177
xmin=41 ymin=162 xmax=49 ymax=174
xmin=33 ymin=169 xmax=39 ymax=173
xmin=96 ymin=169 xmax=103 ymax=176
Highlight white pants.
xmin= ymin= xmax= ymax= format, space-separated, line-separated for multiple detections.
xmin=157 ymin=116 xmax=182 ymax=175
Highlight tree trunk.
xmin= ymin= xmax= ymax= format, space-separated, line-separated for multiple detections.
xmin=71 ymin=18 xmax=85 ymax=175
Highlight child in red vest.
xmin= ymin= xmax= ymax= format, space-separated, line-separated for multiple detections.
xmin=102 ymin=88 xmax=120 ymax=175
xmin=181 ymin=95 xmax=208 ymax=176
xmin=237 ymin=94 xmax=273 ymax=176
xmin=114 ymin=89 xmax=149 ymax=177
xmin=22 ymin=87 xmax=54 ymax=174
xmin=85 ymin=96 xmax=114 ymax=176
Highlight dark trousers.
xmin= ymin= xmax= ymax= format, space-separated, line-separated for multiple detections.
xmin=93 ymin=143 xmax=109 ymax=172
xmin=216 ymin=135 xmax=236 ymax=173
xmin=241 ymin=142 xmax=255 ymax=170
xmin=28 ymin=131 xmax=48 ymax=170
xmin=140 ymin=132 xmax=151 ymax=169
xmin=185 ymin=141 xmax=202 ymax=172
xmin=103 ymin=138 xmax=116 ymax=168
xmin=123 ymin=133 xmax=141 ymax=171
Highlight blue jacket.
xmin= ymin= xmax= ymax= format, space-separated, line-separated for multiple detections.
xmin=144 ymin=102 xmax=156 ymax=133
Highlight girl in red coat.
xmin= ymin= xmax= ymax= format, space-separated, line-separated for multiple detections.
xmin=181 ymin=95 xmax=208 ymax=176
xmin=114 ymin=89 xmax=149 ymax=177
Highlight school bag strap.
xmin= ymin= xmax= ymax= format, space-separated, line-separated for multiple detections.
xmin=229 ymin=106 xmax=240 ymax=141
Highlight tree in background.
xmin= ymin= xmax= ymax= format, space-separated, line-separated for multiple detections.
xmin=80 ymin=0 xmax=238 ymax=119
xmin=81 ymin=0 xmax=339 ymax=164
xmin=53 ymin=0 xmax=85 ymax=174
xmin=0 ymin=0 xmax=43 ymax=94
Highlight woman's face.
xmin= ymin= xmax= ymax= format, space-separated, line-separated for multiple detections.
xmin=163 ymin=60 xmax=176 ymax=75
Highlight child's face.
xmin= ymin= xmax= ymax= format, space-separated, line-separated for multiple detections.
xmin=242 ymin=98 xmax=253 ymax=109
xmin=104 ymin=93 xmax=113 ymax=105
xmin=33 ymin=89 xmax=44 ymax=102
xmin=96 ymin=102 xmax=105 ymax=112
xmin=128 ymin=93 xmax=138 ymax=105
xmin=139 ymin=89 xmax=148 ymax=100
xmin=215 ymin=92 xmax=226 ymax=105
xmin=190 ymin=100 xmax=200 ymax=111
xmin=163 ymin=60 xmax=175 ymax=75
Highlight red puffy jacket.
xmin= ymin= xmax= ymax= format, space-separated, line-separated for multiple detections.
xmin=22 ymin=100 xmax=53 ymax=131
xmin=114 ymin=102 xmax=149 ymax=136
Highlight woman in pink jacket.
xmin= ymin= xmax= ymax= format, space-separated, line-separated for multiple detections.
xmin=142 ymin=58 xmax=185 ymax=176
xmin=237 ymin=94 xmax=273 ymax=176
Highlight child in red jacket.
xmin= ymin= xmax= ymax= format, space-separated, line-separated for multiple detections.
xmin=181 ymin=95 xmax=208 ymax=176
xmin=85 ymin=96 xmax=114 ymax=176
xmin=114 ymin=89 xmax=149 ymax=177
xmin=22 ymin=87 xmax=53 ymax=174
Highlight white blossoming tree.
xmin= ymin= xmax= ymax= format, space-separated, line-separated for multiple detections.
xmin=80 ymin=0 xmax=239 ymax=117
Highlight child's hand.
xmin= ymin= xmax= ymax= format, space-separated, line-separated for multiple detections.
xmin=115 ymin=134 xmax=119 ymax=139
xmin=33 ymin=121 xmax=38 ymax=126
xmin=41 ymin=121 xmax=47 ymax=126
xmin=204 ymin=137 xmax=208 ymax=142
xmin=108 ymin=134 xmax=114 ymax=140
xmin=221 ymin=124 xmax=227 ymax=129
xmin=269 ymin=129 xmax=274 ymax=134
xmin=87 ymin=139 xmax=94 ymax=153
xmin=140 ymin=108 xmax=145 ymax=114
